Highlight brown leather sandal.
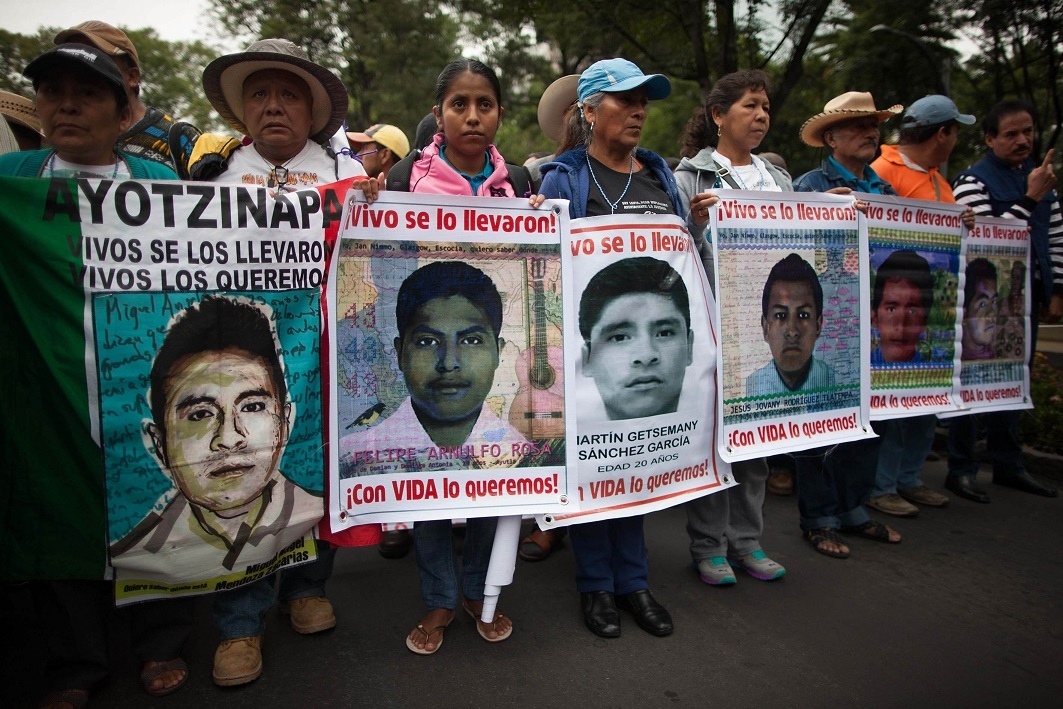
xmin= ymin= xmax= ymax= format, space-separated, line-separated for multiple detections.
xmin=518 ymin=528 xmax=564 ymax=561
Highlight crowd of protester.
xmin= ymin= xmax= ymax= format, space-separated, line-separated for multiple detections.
xmin=1 ymin=21 xmax=1060 ymax=709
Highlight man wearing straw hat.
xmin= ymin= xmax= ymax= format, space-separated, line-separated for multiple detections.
xmin=190 ymin=38 xmax=376 ymax=192
xmin=790 ymin=92 xmax=904 ymax=558
xmin=196 ymin=37 xmax=378 ymax=688
xmin=794 ymin=91 xmax=902 ymax=195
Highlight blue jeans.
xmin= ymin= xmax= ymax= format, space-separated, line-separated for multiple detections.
xmin=414 ymin=517 xmax=496 ymax=610
xmin=569 ymin=515 xmax=648 ymax=595
xmin=214 ymin=543 xmax=336 ymax=640
xmin=794 ymin=437 xmax=879 ymax=531
xmin=871 ymin=415 xmax=937 ymax=497
xmin=947 ymin=410 xmax=1023 ymax=479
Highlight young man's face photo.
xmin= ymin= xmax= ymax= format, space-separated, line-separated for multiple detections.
xmin=148 ymin=348 xmax=291 ymax=513
xmin=582 ymin=292 xmax=693 ymax=420
xmin=762 ymin=280 xmax=822 ymax=388
xmin=964 ymin=277 xmax=999 ymax=349
xmin=396 ymin=295 xmax=501 ymax=424
xmin=873 ymin=277 xmax=928 ymax=363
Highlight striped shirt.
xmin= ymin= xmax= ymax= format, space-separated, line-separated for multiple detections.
xmin=953 ymin=174 xmax=1063 ymax=294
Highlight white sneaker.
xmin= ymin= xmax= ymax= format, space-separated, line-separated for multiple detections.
xmin=696 ymin=556 xmax=736 ymax=586
xmin=730 ymin=549 xmax=786 ymax=581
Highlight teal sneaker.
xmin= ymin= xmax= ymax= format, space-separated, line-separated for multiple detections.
xmin=730 ymin=549 xmax=786 ymax=581
xmin=696 ymin=556 xmax=737 ymax=586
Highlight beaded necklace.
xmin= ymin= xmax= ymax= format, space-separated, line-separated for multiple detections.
xmin=713 ymin=151 xmax=768 ymax=191
xmin=46 ymin=151 xmax=120 ymax=179
xmin=587 ymin=152 xmax=635 ymax=214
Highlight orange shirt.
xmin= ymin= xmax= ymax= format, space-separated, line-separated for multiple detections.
xmin=871 ymin=144 xmax=955 ymax=202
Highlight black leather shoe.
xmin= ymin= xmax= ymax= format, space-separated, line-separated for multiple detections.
xmin=945 ymin=475 xmax=990 ymax=504
xmin=378 ymin=529 xmax=412 ymax=559
xmin=615 ymin=589 xmax=673 ymax=637
xmin=580 ymin=591 xmax=621 ymax=638
xmin=993 ymin=470 xmax=1058 ymax=498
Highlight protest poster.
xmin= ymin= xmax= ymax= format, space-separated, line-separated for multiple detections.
xmin=941 ymin=215 xmax=1031 ymax=416
xmin=539 ymin=213 xmax=732 ymax=529
xmin=861 ymin=194 xmax=964 ymax=419
xmin=0 ymin=175 xmax=356 ymax=601
xmin=711 ymin=190 xmax=874 ymax=462
xmin=326 ymin=192 xmax=568 ymax=529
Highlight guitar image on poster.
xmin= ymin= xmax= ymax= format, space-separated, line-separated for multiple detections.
xmin=510 ymin=257 xmax=565 ymax=439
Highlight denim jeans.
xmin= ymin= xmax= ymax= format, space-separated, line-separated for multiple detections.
xmin=414 ymin=517 xmax=496 ymax=610
xmin=213 ymin=543 xmax=336 ymax=640
xmin=871 ymin=415 xmax=937 ymax=497
xmin=947 ymin=410 xmax=1023 ymax=478
xmin=794 ymin=437 xmax=880 ymax=531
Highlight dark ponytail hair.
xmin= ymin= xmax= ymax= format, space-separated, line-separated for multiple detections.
xmin=680 ymin=70 xmax=771 ymax=157
xmin=434 ymin=59 xmax=503 ymax=109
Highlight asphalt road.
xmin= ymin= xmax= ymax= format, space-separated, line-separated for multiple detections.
xmin=4 ymin=447 xmax=1062 ymax=708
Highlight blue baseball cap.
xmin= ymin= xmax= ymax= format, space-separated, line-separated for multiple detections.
xmin=577 ymin=58 xmax=671 ymax=104
xmin=901 ymin=95 xmax=976 ymax=129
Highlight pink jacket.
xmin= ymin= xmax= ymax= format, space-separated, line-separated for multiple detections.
xmin=408 ymin=133 xmax=517 ymax=196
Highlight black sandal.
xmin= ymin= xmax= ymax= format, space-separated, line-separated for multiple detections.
xmin=805 ymin=528 xmax=850 ymax=559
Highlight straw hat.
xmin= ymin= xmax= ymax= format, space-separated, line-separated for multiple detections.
xmin=800 ymin=92 xmax=902 ymax=147
xmin=0 ymin=90 xmax=43 ymax=137
xmin=202 ymin=39 xmax=348 ymax=143
xmin=537 ymin=75 xmax=578 ymax=144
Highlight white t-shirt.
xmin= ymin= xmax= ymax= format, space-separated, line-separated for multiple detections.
xmin=711 ymin=151 xmax=781 ymax=192
xmin=45 ymin=153 xmax=132 ymax=180
xmin=220 ymin=141 xmax=344 ymax=188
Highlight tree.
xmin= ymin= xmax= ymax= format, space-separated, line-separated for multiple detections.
xmin=209 ymin=0 xmax=461 ymax=144
xmin=452 ymin=0 xmax=836 ymax=159
xmin=956 ymin=0 xmax=1062 ymax=155
xmin=0 ymin=27 xmax=225 ymax=132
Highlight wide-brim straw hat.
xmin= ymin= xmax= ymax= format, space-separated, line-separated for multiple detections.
xmin=537 ymin=75 xmax=579 ymax=144
xmin=202 ymin=38 xmax=348 ymax=143
xmin=0 ymin=90 xmax=43 ymax=137
xmin=800 ymin=92 xmax=902 ymax=147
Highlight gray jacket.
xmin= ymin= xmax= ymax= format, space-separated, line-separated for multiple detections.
xmin=674 ymin=148 xmax=793 ymax=290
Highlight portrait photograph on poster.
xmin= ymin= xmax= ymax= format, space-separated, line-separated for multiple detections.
xmin=98 ymin=291 xmax=324 ymax=600
xmin=327 ymin=193 xmax=568 ymax=528
xmin=711 ymin=191 xmax=871 ymax=459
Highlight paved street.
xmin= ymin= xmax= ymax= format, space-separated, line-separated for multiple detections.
xmin=4 ymin=442 xmax=1062 ymax=708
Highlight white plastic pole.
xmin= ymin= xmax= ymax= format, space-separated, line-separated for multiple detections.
xmin=479 ymin=514 xmax=522 ymax=622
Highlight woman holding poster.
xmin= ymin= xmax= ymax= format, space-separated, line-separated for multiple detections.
xmin=538 ymin=58 xmax=683 ymax=638
xmin=0 ymin=44 xmax=193 ymax=704
xmin=390 ymin=59 xmax=542 ymax=655
xmin=672 ymin=71 xmax=790 ymax=586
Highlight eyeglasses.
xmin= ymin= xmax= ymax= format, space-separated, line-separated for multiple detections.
xmin=268 ymin=165 xmax=289 ymax=189
xmin=354 ymin=147 xmax=379 ymax=161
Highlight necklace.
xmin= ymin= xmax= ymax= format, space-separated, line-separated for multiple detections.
xmin=267 ymin=161 xmax=294 ymax=190
xmin=714 ymin=151 xmax=768 ymax=190
xmin=587 ymin=152 xmax=635 ymax=214
xmin=46 ymin=152 xmax=120 ymax=179
xmin=263 ymin=148 xmax=299 ymax=190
